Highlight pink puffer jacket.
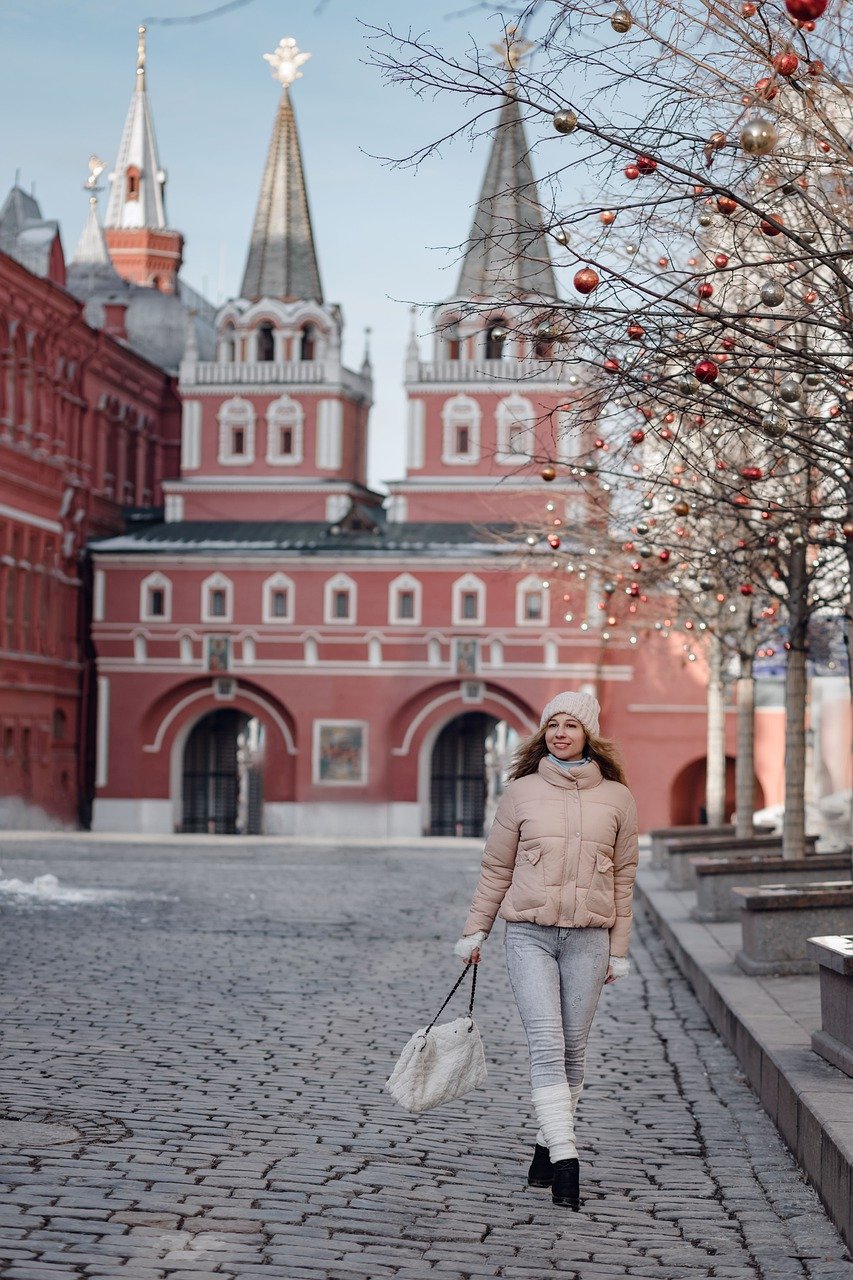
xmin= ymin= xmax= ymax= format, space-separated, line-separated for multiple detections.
xmin=462 ymin=756 xmax=639 ymax=956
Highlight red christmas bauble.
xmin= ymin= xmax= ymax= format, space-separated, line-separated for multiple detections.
xmin=600 ymin=210 xmax=616 ymax=225
xmin=741 ymin=466 xmax=763 ymax=480
xmin=624 ymin=164 xmax=641 ymax=180
xmin=660 ymin=428 xmax=674 ymax=441
xmin=627 ymin=323 xmax=645 ymax=339
xmin=754 ymin=76 xmax=778 ymax=100
xmin=573 ymin=267 xmax=600 ymax=294
xmin=694 ymin=359 xmax=719 ymax=383
xmin=773 ymin=51 xmax=799 ymax=75
xmin=697 ymin=282 xmax=714 ymax=299
xmin=740 ymin=584 xmax=755 ymax=595
xmin=604 ymin=357 xmax=620 ymax=373
xmin=717 ymin=195 xmax=738 ymax=216
xmin=784 ymin=0 xmax=828 ymax=17
xmin=630 ymin=429 xmax=646 ymax=444
xmin=714 ymin=253 xmax=729 ymax=268
xmin=659 ymin=549 xmax=671 ymax=562
xmin=760 ymin=217 xmax=784 ymax=236
xmin=547 ymin=534 xmax=561 ymax=549
xmin=636 ymin=154 xmax=658 ymax=175
xmin=808 ymin=60 xmax=824 ymax=75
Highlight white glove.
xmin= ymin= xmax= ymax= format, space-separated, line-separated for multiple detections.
xmin=609 ymin=955 xmax=630 ymax=979
xmin=454 ymin=931 xmax=487 ymax=960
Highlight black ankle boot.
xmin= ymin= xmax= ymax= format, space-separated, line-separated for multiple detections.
xmin=527 ymin=1142 xmax=553 ymax=1187
xmin=552 ymin=1157 xmax=580 ymax=1209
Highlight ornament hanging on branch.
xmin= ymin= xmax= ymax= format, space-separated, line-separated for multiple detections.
xmin=740 ymin=115 xmax=778 ymax=155
xmin=784 ymin=0 xmax=828 ymax=18
xmin=553 ymin=110 xmax=578 ymax=134
xmin=573 ymin=267 xmax=600 ymax=294
xmin=610 ymin=6 xmax=633 ymax=32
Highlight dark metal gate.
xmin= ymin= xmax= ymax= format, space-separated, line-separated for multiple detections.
xmin=181 ymin=709 xmax=264 ymax=835
xmin=429 ymin=712 xmax=498 ymax=837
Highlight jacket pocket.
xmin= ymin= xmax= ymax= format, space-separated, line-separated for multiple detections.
xmin=509 ymin=843 xmax=547 ymax=911
xmin=586 ymin=851 xmax=615 ymax=916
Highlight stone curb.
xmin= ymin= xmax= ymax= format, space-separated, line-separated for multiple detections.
xmin=635 ymin=863 xmax=853 ymax=1253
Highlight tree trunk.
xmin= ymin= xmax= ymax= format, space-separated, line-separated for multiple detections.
xmin=735 ymin=650 xmax=755 ymax=839
xmin=706 ymin=635 xmax=726 ymax=826
xmin=783 ymin=539 xmax=809 ymax=860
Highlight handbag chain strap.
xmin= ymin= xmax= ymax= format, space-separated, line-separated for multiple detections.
xmin=424 ymin=962 xmax=477 ymax=1036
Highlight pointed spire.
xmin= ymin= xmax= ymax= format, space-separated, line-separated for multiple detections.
xmin=455 ymin=36 xmax=557 ymax=301
xmin=72 ymin=196 xmax=112 ymax=266
xmin=240 ymin=37 xmax=323 ymax=303
xmin=405 ymin=307 xmax=421 ymax=380
xmin=104 ymin=26 xmax=167 ymax=230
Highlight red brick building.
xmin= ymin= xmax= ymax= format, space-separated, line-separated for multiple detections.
xmin=0 ymin=193 xmax=180 ymax=826
xmin=87 ymin=40 xmax=784 ymax=837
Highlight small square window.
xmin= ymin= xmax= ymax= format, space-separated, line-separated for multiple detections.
xmin=148 ymin=587 xmax=165 ymax=617
xmin=334 ymin=590 xmax=350 ymax=619
xmin=210 ymin=589 xmax=227 ymax=617
xmin=397 ymin=591 xmax=415 ymax=619
xmin=272 ymin=589 xmax=288 ymax=618
xmin=462 ymin=591 xmax=478 ymax=620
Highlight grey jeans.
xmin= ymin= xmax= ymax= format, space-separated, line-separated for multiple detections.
xmin=504 ymin=922 xmax=610 ymax=1089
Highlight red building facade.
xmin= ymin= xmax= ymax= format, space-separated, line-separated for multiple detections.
xmin=87 ymin=40 xmax=785 ymax=838
xmin=0 ymin=216 xmax=180 ymax=826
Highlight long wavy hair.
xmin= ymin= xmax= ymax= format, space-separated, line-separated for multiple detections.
xmin=508 ymin=723 xmax=628 ymax=786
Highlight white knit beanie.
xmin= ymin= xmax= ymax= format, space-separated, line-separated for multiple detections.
xmin=540 ymin=690 xmax=600 ymax=738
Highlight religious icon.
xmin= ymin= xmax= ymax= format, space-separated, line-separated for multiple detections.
xmin=206 ymin=635 xmax=231 ymax=673
xmin=314 ymin=722 xmax=366 ymax=785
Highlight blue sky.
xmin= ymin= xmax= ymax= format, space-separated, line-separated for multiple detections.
xmin=1 ymin=0 xmax=552 ymax=488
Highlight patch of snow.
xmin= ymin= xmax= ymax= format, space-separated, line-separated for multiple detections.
xmin=0 ymin=869 xmax=134 ymax=904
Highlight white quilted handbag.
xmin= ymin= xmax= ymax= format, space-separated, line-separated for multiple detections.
xmin=385 ymin=963 xmax=487 ymax=1114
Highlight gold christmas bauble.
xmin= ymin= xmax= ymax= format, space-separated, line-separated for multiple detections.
xmin=740 ymin=115 xmax=778 ymax=156
xmin=553 ymin=110 xmax=578 ymax=134
xmin=611 ymin=6 xmax=633 ymax=32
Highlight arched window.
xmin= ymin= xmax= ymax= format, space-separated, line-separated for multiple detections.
xmin=324 ymin=573 xmax=357 ymax=625
xmin=388 ymin=573 xmax=422 ymax=626
xmin=140 ymin=571 xmax=172 ymax=622
xmin=443 ymin=320 xmax=461 ymax=361
xmin=300 ymin=325 xmax=316 ymax=361
xmin=496 ymin=393 xmax=536 ymax=464
xmin=52 ymin=709 xmax=67 ymax=741
xmin=256 ymin=322 xmax=275 ymax=363
xmin=201 ymin=572 xmax=233 ymax=623
xmin=441 ymin=394 xmax=481 ymax=465
xmin=220 ymin=324 xmax=236 ymax=363
xmin=266 ymin=394 xmax=303 ymax=465
xmin=516 ymin=574 xmax=550 ymax=626
xmin=126 ymin=167 xmax=140 ymax=201
xmin=485 ymin=319 xmax=508 ymax=360
xmin=263 ymin=573 xmax=295 ymax=624
xmin=533 ymin=321 xmax=555 ymax=360
xmin=452 ymin=573 xmax=486 ymax=626
xmin=217 ymin=397 xmax=255 ymax=465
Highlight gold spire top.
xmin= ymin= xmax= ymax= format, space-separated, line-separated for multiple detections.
xmin=263 ymin=37 xmax=312 ymax=89
xmin=136 ymin=25 xmax=146 ymax=91
xmin=491 ymin=25 xmax=533 ymax=73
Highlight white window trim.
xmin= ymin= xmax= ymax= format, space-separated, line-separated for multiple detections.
xmin=265 ymin=394 xmax=304 ymax=466
xmin=323 ymin=572 xmax=357 ymax=625
xmin=217 ymin=396 xmax=255 ymax=466
xmin=201 ymin=572 xmax=234 ymax=624
xmin=496 ymin=393 xmax=536 ymax=465
xmin=516 ymin=574 xmax=550 ymax=627
xmin=262 ymin=572 xmax=295 ymax=624
xmin=312 ymin=719 xmax=368 ymax=787
xmin=388 ymin=573 xmax=422 ymax=626
xmin=441 ymin=394 xmax=481 ymax=465
xmin=452 ymin=573 xmax=485 ymax=626
xmin=140 ymin=571 xmax=172 ymax=622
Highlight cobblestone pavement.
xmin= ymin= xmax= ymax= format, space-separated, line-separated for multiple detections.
xmin=0 ymin=836 xmax=851 ymax=1280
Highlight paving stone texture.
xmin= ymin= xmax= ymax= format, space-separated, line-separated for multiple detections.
xmin=0 ymin=836 xmax=852 ymax=1280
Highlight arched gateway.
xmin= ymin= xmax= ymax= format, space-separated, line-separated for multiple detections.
xmin=181 ymin=709 xmax=264 ymax=834
xmin=429 ymin=713 xmax=517 ymax=837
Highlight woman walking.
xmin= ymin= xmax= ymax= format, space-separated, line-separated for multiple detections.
xmin=454 ymin=691 xmax=639 ymax=1209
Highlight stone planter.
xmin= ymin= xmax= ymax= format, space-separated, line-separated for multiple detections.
xmin=691 ymin=852 xmax=852 ymax=922
xmin=665 ymin=833 xmax=819 ymax=890
xmin=649 ymin=824 xmax=739 ymax=869
xmin=733 ymin=882 xmax=853 ymax=976
xmin=807 ymin=935 xmax=853 ymax=1077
